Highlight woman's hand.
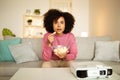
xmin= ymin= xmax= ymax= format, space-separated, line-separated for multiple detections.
xmin=47 ymin=32 xmax=56 ymax=46
xmin=55 ymin=52 xmax=67 ymax=59
xmin=54 ymin=47 xmax=68 ymax=59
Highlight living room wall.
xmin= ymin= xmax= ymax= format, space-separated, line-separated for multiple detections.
xmin=0 ymin=0 xmax=89 ymax=39
xmin=0 ymin=0 xmax=49 ymax=39
xmin=0 ymin=0 xmax=120 ymax=40
xmin=89 ymin=0 xmax=120 ymax=40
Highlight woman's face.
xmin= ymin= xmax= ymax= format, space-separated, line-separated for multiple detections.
xmin=53 ymin=16 xmax=65 ymax=35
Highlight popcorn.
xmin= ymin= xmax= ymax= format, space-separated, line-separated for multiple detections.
xmin=53 ymin=45 xmax=68 ymax=54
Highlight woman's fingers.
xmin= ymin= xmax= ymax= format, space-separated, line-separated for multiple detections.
xmin=48 ymin=32 xmax=56 ymax=43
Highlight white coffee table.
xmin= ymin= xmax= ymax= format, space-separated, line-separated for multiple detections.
xmin=10 ymin=68 xmax=120 ymax=80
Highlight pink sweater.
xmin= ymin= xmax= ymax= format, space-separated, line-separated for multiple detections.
xmin=42 ymin=32 xmax=78 ymax=61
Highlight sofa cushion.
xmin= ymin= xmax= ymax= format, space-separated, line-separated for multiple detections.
xmin=0 ymin=77 xmax=11 ymax=80
xmin=76 ymin=36 xmax=111 ymax=60
xmin=0 ymin=38 xmax=21 ymax=62
xmin=94 ymin=41 xmax=120 ymax=61
xmin=76 ymin=37 xmax=94 ymax=60
xmin=22 ymin=38 xmax=42 ymax=59
xmin=9 ymin=43 xmax=39 ymax=64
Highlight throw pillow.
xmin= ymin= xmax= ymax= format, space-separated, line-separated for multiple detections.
xmin=9 ymin=43 xmax=39 ymax=64
xmin=22 ymin=38 xmax=42 ymax=59
xmin=94 ymin=41 xmax=120 ymax=61
xmin=0 ymin=38 xmax=21 ymax=61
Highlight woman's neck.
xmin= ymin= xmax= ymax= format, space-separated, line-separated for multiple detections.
xmin=56 ymin=33 xmax=64 ymax=36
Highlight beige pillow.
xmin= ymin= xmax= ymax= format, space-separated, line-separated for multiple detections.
xmin=94 ymin=41 xmax=120 ymax=61
xmin=9 ymin=43 xmax=39 ymax=64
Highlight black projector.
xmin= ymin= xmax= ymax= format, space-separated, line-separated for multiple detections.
xmin=70 ymin=62 xmax=112 ymax=79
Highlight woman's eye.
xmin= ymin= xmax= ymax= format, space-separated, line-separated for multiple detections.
xmin=61 ymin=22 xmax=63 ymax=24
xmin=60 ymin=21 xmax=64 ymax=24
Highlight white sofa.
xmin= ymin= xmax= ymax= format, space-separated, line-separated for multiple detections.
xmin=0 ymin=36 xmax=120 ymax=80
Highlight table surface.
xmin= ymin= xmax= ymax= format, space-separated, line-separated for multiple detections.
xmin=10 ymin=68 xmax=120 ymax=80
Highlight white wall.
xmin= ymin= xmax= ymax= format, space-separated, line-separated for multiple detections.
xmin=0 ymin=0 xmax=89 ymax=39
xmin=72 ymin=0 xmax=89 ymax=37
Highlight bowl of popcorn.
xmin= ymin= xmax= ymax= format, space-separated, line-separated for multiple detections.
xmin=53 ymin=45 xmax=69 ymax=54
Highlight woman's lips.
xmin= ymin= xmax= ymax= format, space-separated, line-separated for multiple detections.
xmin=57 ymin=29 xmax=62 ymax=31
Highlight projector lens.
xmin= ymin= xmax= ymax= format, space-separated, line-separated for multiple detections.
xmin=76 ymin=70 xmax=88 ymax=78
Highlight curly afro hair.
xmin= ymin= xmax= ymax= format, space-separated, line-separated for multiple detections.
xmin=44 ymin=9 xmax=75 ymax=33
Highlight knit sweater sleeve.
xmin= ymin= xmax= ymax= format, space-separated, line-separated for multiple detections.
xmin=42 ymin=33 xmax=52 ymax=61
xmin=65 ymin=33 xmax=78 ymax=60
